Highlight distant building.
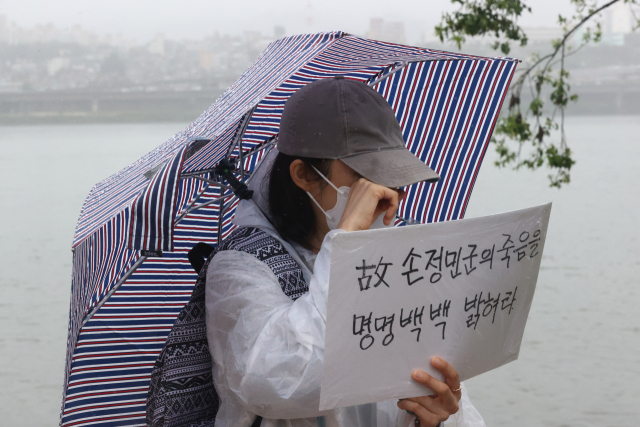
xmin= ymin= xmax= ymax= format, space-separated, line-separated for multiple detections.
xmin=47 ymin=57 xmax=70 ymax=76
xmin=367 ymin=18 xmax=406 ymax=44
xmin=606 ymin=2 xmax=635 ymax=34
xmin=600 ymin=2 xmax=637 ymax=46
xmin=147 ymin=34 xmax=165 ymax=56
xmin=0 ymin=14 xmax=14 ymax=43
xmin=0 ymin=15 xmax=103 ymax=46
xmin=521 ymin=27 xmax=563 ymax=44
xmin=199 ymin=49 xmax=216 ymax=72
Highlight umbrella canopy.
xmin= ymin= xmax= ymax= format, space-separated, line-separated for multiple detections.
xmin=61 ymin=32 xmax=517 ymax=427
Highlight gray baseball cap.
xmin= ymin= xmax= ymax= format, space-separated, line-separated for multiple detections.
xmin=277 ymin=76 xmax=440 ymax=188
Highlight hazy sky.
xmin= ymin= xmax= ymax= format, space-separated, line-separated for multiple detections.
xmin=1 ymin=0 xmax=577 ymax=43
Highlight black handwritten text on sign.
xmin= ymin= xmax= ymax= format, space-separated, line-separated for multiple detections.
xmin=349 ymin=229 xmax=539 ymax=351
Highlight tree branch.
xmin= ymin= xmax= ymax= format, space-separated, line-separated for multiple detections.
xmin=437 ymin=0 xmax=636 ymax=187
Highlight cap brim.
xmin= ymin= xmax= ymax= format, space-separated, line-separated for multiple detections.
xmin=340 ymin=147 xmax=440 ymax=188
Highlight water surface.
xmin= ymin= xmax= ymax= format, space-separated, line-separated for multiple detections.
xmin=0 ymin=117 xmax=638 ymax=426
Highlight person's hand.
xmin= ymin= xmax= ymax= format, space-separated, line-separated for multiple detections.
xmin=397 ymin=357 xmax=462 ymax=427
xmin=336 ymin=178 xmax=406 ymax=232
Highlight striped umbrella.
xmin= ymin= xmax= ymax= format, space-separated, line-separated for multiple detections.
xmin=61 ymin=32 xmax=517 ymax=426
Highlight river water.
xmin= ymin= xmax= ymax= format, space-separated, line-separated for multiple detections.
xmin=0 ymin=117 xmax=639 ymax=426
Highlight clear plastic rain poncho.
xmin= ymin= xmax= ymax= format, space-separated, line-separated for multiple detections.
xmin=204 ymin=149 xmax=486 ymax=427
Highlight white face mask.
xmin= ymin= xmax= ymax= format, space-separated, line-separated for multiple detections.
xmin=305 ymin=165 xmax=394 ymax=231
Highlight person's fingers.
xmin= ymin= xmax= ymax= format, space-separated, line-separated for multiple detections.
xmin=340 ymin=179 xmax=406 ymax=230
xmin=431 ymin=357 xmax=462 ymax=400
xmin=338 ymin=179 xmax=376 ymax=231
xmin=397 ymin=400 xmax=440 ymax=427
xmin=397 ymin=399 xmax=445 ymax=427
xmin=411 ymin=369 xmax=460 ymax=414
xmin=403 ymin=395 xmax=448 ymax=419
xmin=382 ymin=187 xmax=400 ymax=225
xmin=350 ymin=179 xmax=395 ymax=221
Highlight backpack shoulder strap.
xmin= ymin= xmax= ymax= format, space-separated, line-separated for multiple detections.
xmin=217 ymin=227 xmax=308 ymax=299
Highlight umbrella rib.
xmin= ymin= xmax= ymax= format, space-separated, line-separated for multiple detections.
xmin=239 ymin=127 xmax=245 ymax=182
xmin=368 ymin=61 xmax=409 ymax=87
xmin=173 ymin=183 xmax=211 ymax=225
xmin=173 ymin=179 xmax=233 ymax=226
xmin=217 ymin=199 xmax=224 ymax=246
xmin=396 ymin=215 xmax=421 ymax=225
xmin=191 ymin=177 xmax=235 ymax=192
xmin=217 ymin=195 xmax=238 ymax=246
xmin=237 ymin=139 xmax=276 ymax=189
xmin=243 ymin=140 xmax=275 ymax=188
xmin=180 ymin=138 xmax=276 ymax=180
xmin=81 ymin=255 xmax=148 ymax=328
xmin=176 ymin=193 xmax=232 ymax=222
xmin=235 ymin=138 xmax=276 ymax=174
xmin=175 ymin=141 xmax=275 ymax=228
xmin=225 ymin=104 xmax=259 ymax=163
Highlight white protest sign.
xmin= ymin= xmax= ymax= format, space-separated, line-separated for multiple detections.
xmin=319 ymin=203 xmax=552 ymax=411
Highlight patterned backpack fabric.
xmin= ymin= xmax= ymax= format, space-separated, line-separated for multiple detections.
xmin=147 ymin=227 xmax=309 ymax=427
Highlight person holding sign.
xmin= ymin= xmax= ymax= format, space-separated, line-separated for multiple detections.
xmin=205 ymin=77 xmax=485 ymax=427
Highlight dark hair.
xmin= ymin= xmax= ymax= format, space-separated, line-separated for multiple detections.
xmin=267 ymin=152 xmax=333 ymax=251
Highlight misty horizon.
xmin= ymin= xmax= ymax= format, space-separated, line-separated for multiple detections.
xmin=0 ymin=0 xmax=582 ymax=45
xmin=2 ymin=1 xmax=639 ymax=123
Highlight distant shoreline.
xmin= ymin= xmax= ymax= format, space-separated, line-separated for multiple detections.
xmin=0 ymin=89 xmax=221 ymax=125
xmin=2 ymin=85 xmax=640 ymax=125
xmin=0 ymin=111 xmax=206 ymax=125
